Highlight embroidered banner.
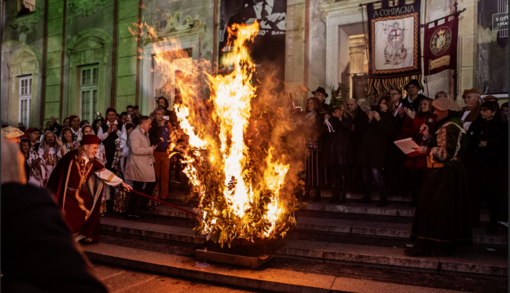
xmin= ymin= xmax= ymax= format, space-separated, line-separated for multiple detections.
xmin=423 ymin=14 xmax=459 ymax=75
xmin=366 ymin=0 xmax=422 ymax=78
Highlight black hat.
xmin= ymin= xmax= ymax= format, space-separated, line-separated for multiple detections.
xmin=404 ymin=79 xmax=422 ymax=91
xmin=312 ymin=87 xmax=328 ymax=98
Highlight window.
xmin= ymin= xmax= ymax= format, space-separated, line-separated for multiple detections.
xmin=17 ymin=0 xmax=36 ymax=15
xmin=80 ymin=65 xmax=99 ymax=123
xmin=19 ymin=76 xmax=32 ymax=127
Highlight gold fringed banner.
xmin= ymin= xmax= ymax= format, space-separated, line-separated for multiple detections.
xmin=367 ymin=74 xmax=423 ymax=104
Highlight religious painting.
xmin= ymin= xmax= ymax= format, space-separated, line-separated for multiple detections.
xmin=366 ymin=0 xmax=421 ymax=78
xmin=423 ymin=14 xmax=459 ymax=76
xmin=219 ymin=0 xmax=287 ymax=82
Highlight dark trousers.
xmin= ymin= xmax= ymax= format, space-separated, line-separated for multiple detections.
xmin=347 ymin=164 xmax=364 ymax=192
xmin=384 ymin=146 xmax=407 ymax=194
xmin=362 ymin=165 xmax=386 ymax=200
xmin=127 ymin=181 xmax=157 ymax=215
xmin=469 ymin=163 xmax=499 ymax=226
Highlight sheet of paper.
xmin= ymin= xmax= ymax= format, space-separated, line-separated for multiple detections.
xmin=394 ymin=138 xmax=420 ymax=154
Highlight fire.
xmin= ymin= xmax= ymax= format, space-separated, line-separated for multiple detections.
xmin=142 ymin=20 xmax=300 ymax=248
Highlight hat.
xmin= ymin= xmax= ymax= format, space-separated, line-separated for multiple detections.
xmin=312 ymin=87 xmax=328 ymax=98
xmin=79 ymin=134 xmax=101 ymax=146
xmin=432 ymin=97 xmax=462 ymax=111
xmin=23 ymin=127 xmax=39 ymax=138
xmin=69 ymin=115 xmax=79 ymax=122
xmin=461 ymin=88 xmax=481 ymax=99
xmin=2 ymin=126 xmax=25 ymax=139
xmin=483 ymin=95 xmax=498 ymax=102
xmin=404 ymin=79 xmax=423 ymax=91
xmin=106 ymin=107 xmax=116 ymax=115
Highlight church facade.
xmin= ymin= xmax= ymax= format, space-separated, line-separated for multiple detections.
xmin=0 ymin=0 xmax=504 ymax=127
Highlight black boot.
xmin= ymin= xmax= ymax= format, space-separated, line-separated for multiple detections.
xmin=376 ymin=193 xmax=388 ymax=207
xmin=330 ymin=185 xmax=339 ymax=203
xmin=312 ymin=188 xmax=322 ymax=202
xmin=338 ymin=185 xmax=346 ymax=204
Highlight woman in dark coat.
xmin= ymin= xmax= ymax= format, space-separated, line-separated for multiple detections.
xmin=405 ymin=97 xmax=471 ymax=256
xmin=322 ymin=100 xmax=353 ymax=203
xmin=357 ymin=95 xmax=396 ymax=207
xmin=465 ymin=101 xmax=508 ymax=233
xmin=299 ymin=97 xmax=325 ymax=202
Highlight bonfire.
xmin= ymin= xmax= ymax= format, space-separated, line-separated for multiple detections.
xmin=143 ymin=21 xmax=306 ymax=248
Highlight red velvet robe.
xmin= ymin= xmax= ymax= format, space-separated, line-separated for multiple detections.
xmin=47 ymin=150 xmax=106 ymax=242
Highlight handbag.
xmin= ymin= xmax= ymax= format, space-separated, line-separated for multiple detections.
xmin=426 ymin=156 xmax=444 ymax=168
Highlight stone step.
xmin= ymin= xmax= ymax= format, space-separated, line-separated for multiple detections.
xmin=100 ymin=218 xmax=508 ymax=277
xmin=83 ymin=243 xmax=470 ymax=293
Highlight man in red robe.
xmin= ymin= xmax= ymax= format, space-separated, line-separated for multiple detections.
xmin=47 ymin=135 xmax=132 ymax=244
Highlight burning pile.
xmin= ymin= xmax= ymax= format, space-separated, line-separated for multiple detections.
xmin=146 ymin=21 xmax=305 ymax=248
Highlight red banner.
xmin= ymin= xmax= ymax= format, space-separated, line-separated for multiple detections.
xmin=423 ymin=14 xmax=459 ymax=75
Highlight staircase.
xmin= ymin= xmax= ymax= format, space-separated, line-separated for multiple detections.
xmin=84 ymin=187 xmax=508 ymax=293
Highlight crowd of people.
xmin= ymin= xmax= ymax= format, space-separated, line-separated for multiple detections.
xmin=1 ymin=98 xmax=182 ymax=244
xmin=1 ymin=83 xmax=508 ymax=256
xmin=295 ymin=83 xmax=508 ymax=256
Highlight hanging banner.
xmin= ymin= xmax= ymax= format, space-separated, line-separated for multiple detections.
xmin=476 ymin=0 xmax=508 ymax=94
xmin=219 ymin=0 xmax=287 ymax=81
xmin=366 ymin=0 xmax=422 ymax=78
xmin=423 ymin=14 xmax=459 ymax=76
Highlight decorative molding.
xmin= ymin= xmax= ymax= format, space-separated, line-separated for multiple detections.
xmin=10 ymin=1 xmax=42 ymax=33
xmin=8 ymin=43 xmax=42 ymax=68
xmin=153 ymin=11 xmax=205 ymax=39
xmin=66 ymin=28 xmax=112 ymax=63
xmin=319 ymin=0 xmax=365 ymax=22
xmin=69 ymin=0 xmax=109 ymax=17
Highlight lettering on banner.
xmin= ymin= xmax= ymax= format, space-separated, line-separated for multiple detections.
xmin=429 ymin=55 xmax=450 ymax=70
xmin=373 ymin=5 xmax=415 ymax=18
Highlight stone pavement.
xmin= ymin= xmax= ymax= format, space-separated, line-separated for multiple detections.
xmin=93 ymin=264 xmax=256 ymax=292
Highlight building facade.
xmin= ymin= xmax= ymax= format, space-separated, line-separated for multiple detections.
xmin=0 ymin=0 xmax=505 ymax=127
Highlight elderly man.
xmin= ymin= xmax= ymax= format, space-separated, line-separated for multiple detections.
xmin=2 ymin=126 xmax=24 ymax=144
xmin=47 ymin=135 xmax=132 ymax=245
xmin=346 ymin=98 xmax=369 ymax=194
xmin=402 ymin=79 xmax=428 ymax=113
xmin=460 ymin=88 xmax=482 ymax=131
xmin=125 ymin=116 xmax=157 ymax=219
xmin=312 ymin=87 xmax=329 ymax=111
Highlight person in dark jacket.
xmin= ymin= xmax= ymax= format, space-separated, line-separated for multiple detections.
xmin=299 ymin=97 xmax=325 ymax=202
xmin=384 ymin=88 xmax=408 ymax=196
xmin=322 ymin=100 xmax=353 ymax=203
xmin=97 ymin=107 xmax=124 ymax=170
xmin=1 ymin=137 xmax=108 ymax=293
xmin=466 ymin=101 xmax=508 ymax=233
xmin=357 ymin=95 xmax=396 ymax=206
xmin=312 ymin=87 xmax=329 ymax=112
xmin=346 ymin=98 xmax=369 ymax=193
xmin=402 ymin=79 xmax=428 ymax=113
xmin=149 ymin=107 xmax=172 ymax=200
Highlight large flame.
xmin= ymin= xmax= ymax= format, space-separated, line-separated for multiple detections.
xmin=143 ymin=20 xmax=298 ymax=247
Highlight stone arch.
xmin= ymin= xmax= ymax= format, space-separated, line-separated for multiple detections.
xmin=66 ymin=28 xmax=112 ymax=118
xmin=7 ymin=43 xmax=42 ymax=127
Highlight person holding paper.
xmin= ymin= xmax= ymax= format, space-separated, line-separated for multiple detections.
xmin=404 ymin=97 xmax=472 ymax=257
xmin=400 ymin=97 xmax=438 ymax=206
